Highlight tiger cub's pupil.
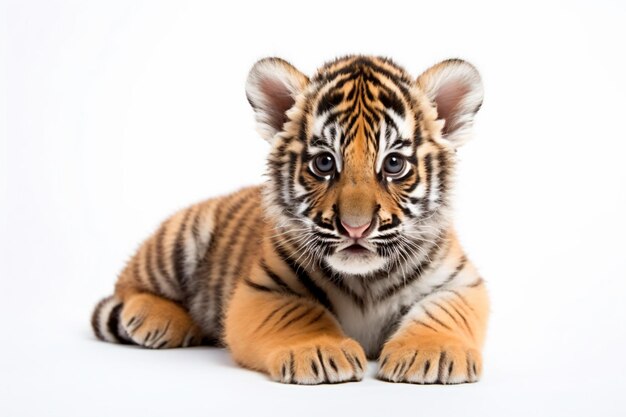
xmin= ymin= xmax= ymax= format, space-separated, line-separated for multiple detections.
xmin=313 ymin=153 xmax=335 ymax=175
xmin=383 ymin=154 xmax=405 ymax=176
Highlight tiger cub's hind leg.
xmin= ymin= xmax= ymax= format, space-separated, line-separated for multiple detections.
xmin=120 ymin=293 xmax=203 ymax=349
xmin=92 ymin=293 xmax=203 ymax=349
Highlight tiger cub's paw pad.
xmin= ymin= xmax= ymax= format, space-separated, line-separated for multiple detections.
xmin=377 ymin=342 xmax=482 ymax=384
xmin=120 ymin=294 xmax=202 ymax=348
xmin=268 ymin=339 xmax=366 ymax=385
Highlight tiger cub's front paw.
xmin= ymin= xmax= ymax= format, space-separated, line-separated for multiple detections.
xmin=377 ymin=337 xmax=482 ymax=384
xmin=267 ymin=337 xmax=366 ymax=385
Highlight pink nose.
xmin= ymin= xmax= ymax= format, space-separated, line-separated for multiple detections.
xmin=340 ymin=220 xmax=372 ymax=239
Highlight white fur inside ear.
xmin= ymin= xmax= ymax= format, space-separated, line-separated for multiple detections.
xmin=246 ymin=58 xmax=309 ymax=142
xmin=417 ymin=59 xmax=483 ymax=147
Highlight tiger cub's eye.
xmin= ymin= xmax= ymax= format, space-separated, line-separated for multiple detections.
xmin=383 ymin=154 xmax=406 ymax=177
xmin=312 ymin=153 xmax=335 ymax=176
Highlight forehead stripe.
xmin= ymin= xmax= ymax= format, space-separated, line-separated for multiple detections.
xmin=316 ymin=90 xmax=344 ymax=116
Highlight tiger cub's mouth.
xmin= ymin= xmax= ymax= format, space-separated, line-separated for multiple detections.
xmin=336 ymin=239 xmax=377 ymax=257
xmin=341 ymin=243 xmax=371 ymax=255
xmin=327 ymin=240 xmax=386 ymax=275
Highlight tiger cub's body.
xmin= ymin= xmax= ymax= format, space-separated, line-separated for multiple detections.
xmin=92 ymin=56 xmax=489 ymax=384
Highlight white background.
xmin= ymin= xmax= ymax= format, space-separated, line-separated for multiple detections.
xmin=2 ymin=1 xmax=626 ymax=416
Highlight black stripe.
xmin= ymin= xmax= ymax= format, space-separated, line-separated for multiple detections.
xmin=287 ymin=151 xmax=298 ymax=202
xmin=377 ymin=247 xmax=430 ymax=301
xmin=107 ymin=303 xmax=130 ymax=344
xmin=311 ymin=360 xmax=320 ymax=379
xmin=206 ymin=190 xmax=256 ymax=332
xmin=315 ymin=231 xmax=340 ymax=241
xmin=289 ymin=351 xmax=296 ymax=383
xmin=275 ymin=304 xmax=303 ymax=325
xmin=376 ymin=233 xmax=447 ymax=299
xmin=380 ymin=355 xmax=389 ymax=369
xmin=433 ymin=256 xmax=467 ymax=291
xmin=467 ymin=278 xmax=484 ymax=288
xmin=277 ymin=306 xmax=316 ymax=331
xmin=190 ymin=206 xmax=203 ymax=251
xmin=342 ymin=349 xmax=358 ymax=375
xmin=424 ymin=308 xmax=452 ymax=331
xmin=447 ymin=301 xmax=474 ymax=338
xmin=437 ymin=351 xmax=448 ymax=383
xmin=144 ymin=240 xmax=163 ymax=295
xmin=378 ymin=214 xmax=400 ymax=232
xmin=297 ymin=99 xmax=311 ymax=142
xmin=316 ymin=348 xmax=329 ymax=383
xmin=260 ymin=261 xmax=298 ymax=295
xmin=312 ymin=212 xmax=334 ymax=231
xmin=389 ymin=138 xmax=413 ymax=149
xmin=378 ymin=88 xmax=406 ymax=117
xmin=423 ymin=153 xmax=433 ymax=212
xmin=436 ymin=151 xmax=449 ymax=201
xmin=306 ymin=310 xmax=325 ymax=326
xmin=172 ymin=209 xmax=193 ymax=292
xmin=369 ymin=232 xmax=400 ymax=243
xmin=151 ymin=320 xmax=170 ymax=346
xmin=329 ymin=357 xmax=338 ymax=374
xmin=243 ymin=278 xmax=283 ymax=294
xmin=273 ymin=239 xmax=335 ymax=314
xmin=212 ymin=196 xmax=259 ymax=331
xmin=253 ymin=301 xmax=294 ymax=333
xmin=309 ymin=135 xmax=329 ymax=149
xmin=229 ymin=218 xmax=262 ymax=290
xmin=155 ymin=219 xmax=178 ymax=292
xmin=132 ymin=258 xmax=142 ymax=288
xmin=316 ymin=90 xmax=344 ymax=115
xmin=321 ymin=264 xmax=365 ymax=310
xmin=344 ymin=82 xmax=356 ymax=102
xmin=423 ymin=360 xmax=431 ymax=377
xmin=413 ymin=319 xmax=438 ymax=333
xmin=431 ymin=301 xmax=460 ymax=327
xmin=270 ymin=158 xmax=289 ymax=209
xmin=405 ymin=351 xmax=418 ymax=377
xmin=446 ymin=290 xmax=476 ymax=313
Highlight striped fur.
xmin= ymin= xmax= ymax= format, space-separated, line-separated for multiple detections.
xmin=92 ymin=56 xmax=489 ymax=385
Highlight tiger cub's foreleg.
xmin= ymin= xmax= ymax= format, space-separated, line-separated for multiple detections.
xmin=91 ymin=201 xmax=216 ymax=348
xmin=224 ymin=279 xmax=367 ymax=385
xmin=377 ymin=282 xmax=489 ymax=384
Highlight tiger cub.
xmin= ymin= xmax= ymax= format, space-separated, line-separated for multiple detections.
xmin=92 ymin=56 xmax=489 ymax=385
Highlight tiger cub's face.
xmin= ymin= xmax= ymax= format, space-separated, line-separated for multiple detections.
xmin=247 ymin=56 xmax=483 ymax=276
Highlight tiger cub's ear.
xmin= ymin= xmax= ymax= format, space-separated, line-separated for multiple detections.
xmin=246 ymin=57 xmax=309 ymax=143
xmin=417 ymin=59 xmax=483 ymax=147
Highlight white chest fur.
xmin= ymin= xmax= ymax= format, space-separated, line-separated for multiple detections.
xmin=333 ymin=299 xmax=401 ymax=358
xmin=324 ymin=262 xmax=460 ymax=358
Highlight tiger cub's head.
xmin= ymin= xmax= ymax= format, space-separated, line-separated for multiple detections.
xmin=246 ymin=56 xmax=482 ymax=276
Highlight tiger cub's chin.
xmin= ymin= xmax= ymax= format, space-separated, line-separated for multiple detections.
xmin=325 ymin=250 xmax=388 ymax=276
